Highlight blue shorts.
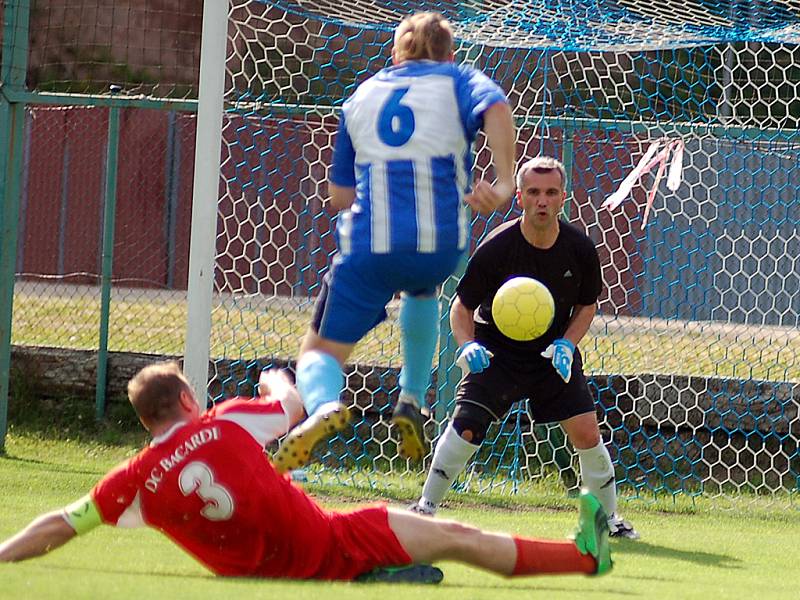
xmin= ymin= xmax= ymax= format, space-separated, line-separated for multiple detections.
xmin=311 ymin=250 xmax=463 ymax=344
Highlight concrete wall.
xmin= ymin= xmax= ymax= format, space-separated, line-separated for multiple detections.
xmin=10 ymin=345 xmax=799 ymax=490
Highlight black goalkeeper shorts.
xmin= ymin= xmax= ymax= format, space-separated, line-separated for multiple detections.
xmin=454 ymin=347 xmax=596 ymax=424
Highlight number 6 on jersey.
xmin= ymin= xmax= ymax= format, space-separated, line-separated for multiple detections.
xmin=377 ymin=87 xmax=415 ymax=147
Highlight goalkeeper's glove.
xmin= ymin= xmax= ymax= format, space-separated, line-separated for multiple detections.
xmin=540 ymin=338 xmax=575 ymax=383
xmin=456 ymin=341 xmax=492 ymax=374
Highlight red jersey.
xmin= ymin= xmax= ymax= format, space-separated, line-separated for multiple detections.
xmin=90 ymin=397 xmax=408 ymax=579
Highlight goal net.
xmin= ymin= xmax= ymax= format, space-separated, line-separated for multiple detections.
xmin=200 ymin=0 xmax=800 ymax=506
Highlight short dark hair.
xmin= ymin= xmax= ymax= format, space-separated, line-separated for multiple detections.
xmin=127 ymin=361 xmax=193 ymax=426
xmin=516 ymin=156 xmax=567 ymax=190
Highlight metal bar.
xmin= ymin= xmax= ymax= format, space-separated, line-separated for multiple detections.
xmin=0 ymin=0 xmax=31 ymax=451
xmin=15 ymin=110 xmax=31 ymax=272
xmin=37 ymin=90 xmax=778 ymax=148
xmin=2 ymin=0 xmax=30 ymax=88
xmin=95 ymin=105 xmax=121 ymax=420
xmin=57 ymin=143 xmax=70 ymax=275
xmin=516 ymin=115 xmax=800 ymax=142
xmin=164 ymin=111 xmax=180 ymax=289
xmin=0 ymin=110 xmax=7 ymax=450
xmin=5 ymin=88 xmax=198 ymax=112
xmin=562 ymin=121 xmax=574 ymax=219
xmin=199 ymin=96 xmax=800 ymax=143
xmin=0 ymin=101 xmax=26 ymax=450
xmin=184 ymin=0 xmax=229 ymax=405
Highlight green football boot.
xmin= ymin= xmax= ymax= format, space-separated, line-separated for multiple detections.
xmin=571 ymin=489 xmax=613 ymax=576
xmin=355 ymin=564 xmax=444 ymax=584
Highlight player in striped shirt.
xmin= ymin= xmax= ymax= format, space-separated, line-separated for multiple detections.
xmin=0 ymin=361 xmax=613 ymax=579
xmin=274 ymin=11 xmax=517 ymax=472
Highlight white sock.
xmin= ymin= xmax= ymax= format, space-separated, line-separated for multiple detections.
xmin=418 ymin=423 xmax=479 ymax=511
xmin=577 ymin=441 xmax=618 ymax=517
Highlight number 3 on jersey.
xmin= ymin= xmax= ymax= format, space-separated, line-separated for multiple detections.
xmin=378 ymin=87 xmax=415 ymax=147
xmin=179 ymin=461 xmax=234 ymax=521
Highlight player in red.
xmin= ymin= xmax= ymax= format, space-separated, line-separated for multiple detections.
xmin=0 ymin=361 xmax=612 ymax=580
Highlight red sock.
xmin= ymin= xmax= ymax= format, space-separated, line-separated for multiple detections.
xmin=511 ymin=536 xmax=596 ymax=576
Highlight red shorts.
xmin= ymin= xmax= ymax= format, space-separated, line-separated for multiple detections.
xmin=315 ymin=503 xmax=412 ymax=580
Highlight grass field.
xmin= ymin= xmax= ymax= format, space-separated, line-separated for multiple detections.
xmin=1 ymin=430 xmax=799 ymax=599
xmin=11 ymin=281 xmax=800 ymax=381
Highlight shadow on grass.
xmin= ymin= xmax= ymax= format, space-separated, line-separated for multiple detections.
xmin=611 ymin=539 xmax=740 ymax=569
xmin=0 ymin=453 xmax=108 ymax=477
xmin=19 ymin=563 xmax=215 ymax=581
xmin=24 ymin=563 xmax=638 ymax=594
xmin=439 ymin=581 xmax=638 ymax=594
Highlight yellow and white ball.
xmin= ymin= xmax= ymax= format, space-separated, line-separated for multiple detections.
xmin=491 ymin=277 xmax=555 ymax=341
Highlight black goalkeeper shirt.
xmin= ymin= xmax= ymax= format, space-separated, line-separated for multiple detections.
xmin=456 ymin=217 xmax=602 ymax=357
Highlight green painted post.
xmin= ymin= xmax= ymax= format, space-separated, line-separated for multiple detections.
xmin=0 ymin=102 xmax=25 ymax=451
xmin=535 ymin=118 xmax=578 ymax=491
xmin=95 ymin=100 xmax=121 ymax=420
xmin=0 ymin=0 xmax=31 ymax=451
xmin=561 ymin=120 xmax=574 ymax=219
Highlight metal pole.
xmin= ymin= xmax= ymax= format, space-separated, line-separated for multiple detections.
xmin=184 ymin=0 xmax=228 ymax=405
xmin=0 ymin=0 xmax=31 ymax=451
xmin=0 ymin=101 xmax=25 ymax=451
xmin=95 ymin=98 xmax=121 ymax=420
xmin=15 ymin=110 xmax=31 ymax=272
xmin=57 ymin=144 xmax=70 ymax=275
xmin=164 ymin=111 xmax=180 ymax=289
xmin=562 ymin=119 xmax=574 ymax=219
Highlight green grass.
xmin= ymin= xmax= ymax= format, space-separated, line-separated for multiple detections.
xmin=12 ymin=282 xmax=800 ymax=380
xmin=11 ymin=283 xmax=403 ymax=366
xmin=1 ymin=431 xmax=799 ymax=599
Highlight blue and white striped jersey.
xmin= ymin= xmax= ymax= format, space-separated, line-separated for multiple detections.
xmin=330 ymin=60 xmax=508 ymax=255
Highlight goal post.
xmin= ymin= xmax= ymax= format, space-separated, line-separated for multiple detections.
xmin=188 ymin=1 xmax=800 ymax=506
xmin=184 ymin=0 xmax=229 ymax=401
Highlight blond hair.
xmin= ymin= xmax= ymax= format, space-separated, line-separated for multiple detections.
xmin=516 ymin=156 xmax=568 ymax=190
xmin=393 ymin=12 xmax=454 ymax=63
xmin=127 ymin=361 xmax=193 ymax=426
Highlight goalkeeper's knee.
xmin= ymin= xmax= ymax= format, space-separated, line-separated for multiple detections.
xmin=452 ymin=403 xmax=493 ymax=445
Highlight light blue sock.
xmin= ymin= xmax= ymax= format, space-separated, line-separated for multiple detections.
xmin=295 ymin=350 xmax=344 ymax=416
xmin=398 ymin=294 xmax=440 ymax=405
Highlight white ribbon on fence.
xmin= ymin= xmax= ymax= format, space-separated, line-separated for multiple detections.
xmin=601 ymin=138 xmax=685 ymax=228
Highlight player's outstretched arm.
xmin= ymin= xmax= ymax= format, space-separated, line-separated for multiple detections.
xmin=0 ymin=510 xmax=77 ymax=562
xmin=328 ymin=182 xmax=356 ymax=211
xmin=465 ymin=102 xmax=516 ymax=215
xmin=541 ymin=303 xmax=596 ymax=383
xmin=482 ymin=101 xmax=516 ymax=198
xmin=449 ymin=296 xmax=477 ymax=347
xmin=562 ymin=303 xmax=596 ymax=348
xmin=257 ymin=368 xmax=305 ymax=428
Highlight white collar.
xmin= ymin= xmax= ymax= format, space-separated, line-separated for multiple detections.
xmin=149 ymin=421 xmax=188 ymax=447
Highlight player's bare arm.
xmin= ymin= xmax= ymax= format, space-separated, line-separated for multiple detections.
xmin=0 ymin=510 xmax=78 ymax=562
xmin=562 ymin=303 xmax=597 ymax=348
xmin=328 ymin=182 xmax=356 ymax=211
xmin=465 ymin=102 xmax=516 ymax=215
xmin=449 ymin=296 xmax=477 ymax=347
xmin=258 ymin=368 xmax=305 ymax=426
xmin=482 ymin=102 xmax=516 ymax=197
xmin=0 ymin=490 xmax=107 ymax=563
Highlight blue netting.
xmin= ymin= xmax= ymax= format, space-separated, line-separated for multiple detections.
xmin=211 ymin=0 xmax=800 ymax=505
xmin=262 ymin=0 xmax=800 ymax=49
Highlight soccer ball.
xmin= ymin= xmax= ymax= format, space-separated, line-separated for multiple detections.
xmin=491 ymin=277 xmax=555 ymax=341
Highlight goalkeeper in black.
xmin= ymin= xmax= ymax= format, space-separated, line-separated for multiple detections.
xmin=410 ymin=156 xmax=639 ymax=539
